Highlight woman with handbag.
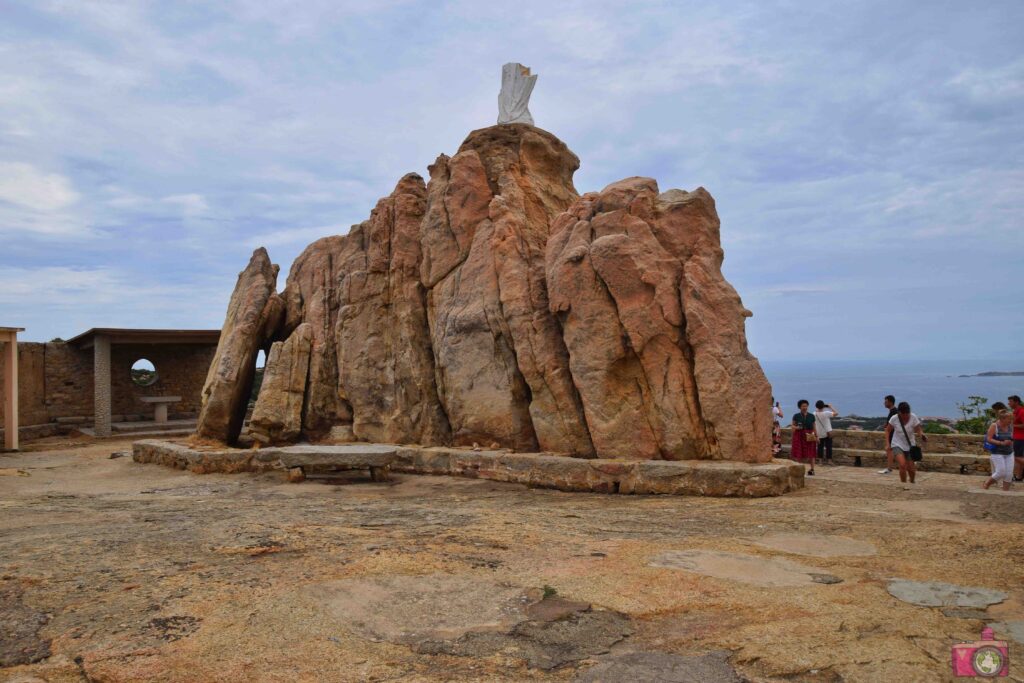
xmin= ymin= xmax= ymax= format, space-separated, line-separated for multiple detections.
xmin=885 ymin=401 xmax=926 ymax=484
xmin=791 ymin=399 xmax=818 ymax=475
xmin=983 ymin=409 xmax=1015 ymax=491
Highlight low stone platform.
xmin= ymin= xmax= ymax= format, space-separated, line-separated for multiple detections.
xmin=256 ymin=444 xmax=398 ymax=482
xmin=132 ymin=440 xmax=804 ymax=497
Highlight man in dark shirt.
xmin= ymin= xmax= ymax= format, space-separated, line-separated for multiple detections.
xmin=879 ymin=395 xmax=898 ymax=474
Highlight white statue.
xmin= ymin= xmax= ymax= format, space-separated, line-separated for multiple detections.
xmin=497 ymin=63 xmax=536 ymax=125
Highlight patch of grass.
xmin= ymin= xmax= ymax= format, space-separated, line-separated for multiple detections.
xmin=542 ymin=584 xmax=557 ymax=599
xmin=923 ymin=421 xmax=952 ymax=434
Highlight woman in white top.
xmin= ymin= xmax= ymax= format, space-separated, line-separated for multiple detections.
xmin=884 ymin=401 xmax=927 ymax=484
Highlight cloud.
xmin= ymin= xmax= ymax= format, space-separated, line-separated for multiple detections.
xmin=0 ymin=265 xmax=232 ymax=338
xmin=1 ymin=0 xmax=1022 ymax=359
xmin=0 ymin=266 xmax=123 ymax=306
xmin=0 ymin=162 xmax=99 ymax=238
xmin=0 ymin=162 xmax=79 ymax=212
xmin=248 ymin=224 xmax=347 ymax=248
xmin=161 ymin=193 xmax=209 ymax=215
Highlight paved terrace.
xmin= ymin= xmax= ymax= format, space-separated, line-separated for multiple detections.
xmin=0 ymin=436 xmax=1021 ymax=682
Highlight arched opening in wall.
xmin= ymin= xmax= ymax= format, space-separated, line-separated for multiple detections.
xmin=130 ymin=358 xmax=158 ymax=387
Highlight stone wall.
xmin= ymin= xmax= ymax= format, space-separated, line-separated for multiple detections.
xmin=111 ymin=344 xmax=214 ymax=416
xmin=779 ymin=428 xmax=986 ymax=455
xmin=43 ymin=343 xmax=94 ymax=420
xmin=0 ymin=342 xmax=89 ymax=427
xmin=11 ymin=343 xmax=48 ymax=426
xmin=0 ymin=341 xmax=215 ymax=432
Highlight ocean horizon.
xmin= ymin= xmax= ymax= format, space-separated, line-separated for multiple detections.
xmin=760 ymin=359 xmax=1024 ymax=420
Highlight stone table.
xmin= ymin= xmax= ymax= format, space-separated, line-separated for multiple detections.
xmin=140 ymin=396 xmax=181 ymax=424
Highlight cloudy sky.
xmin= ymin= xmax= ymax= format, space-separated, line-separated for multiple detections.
xmin=2 ymin=1 xmax=1022 ymax=361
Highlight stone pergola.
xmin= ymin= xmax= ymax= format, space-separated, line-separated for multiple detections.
xmin=66 ymin=328 xmax=220 ymax=437
xmin=1 ymin=327 xmax=24 ymax=450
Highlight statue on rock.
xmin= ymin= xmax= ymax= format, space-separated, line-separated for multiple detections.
xmin=497 ymin=62 xmax=536 ymax=125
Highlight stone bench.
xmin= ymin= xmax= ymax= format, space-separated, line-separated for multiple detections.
xmin=139 ymin=396 xmax=181 ymax=424
xmin=779 ymin=445 xmax=995 ymax=475
xmin=253 ymin=444 xmax=398 ymax=483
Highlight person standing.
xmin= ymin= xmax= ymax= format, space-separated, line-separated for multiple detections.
xmin=1009 ymin=395 xmax=1024 ymax=482
xmin=885 ymin=401 xmax=926 ymax=485
xmin=814 ymin=400 xmax=839 ymax=466
xmin=771 ymin=397 xmax=784 ymax=456
xmin=983 ymin=409 xmax=1015 ymax=491
xmin=791 ymin=400 xmax=817 ymax=475
xmin=879 ymin=395 xmax=898 ymax=474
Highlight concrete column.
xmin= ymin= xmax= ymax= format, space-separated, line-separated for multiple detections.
xmin=2 ymin=334 xmax=18 ymax=450
xmin=93 ymin=334 xmax=112 ymax=437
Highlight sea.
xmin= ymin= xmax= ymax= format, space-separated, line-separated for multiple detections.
xmin=761 ymin=359 xmax=1024 ymax=419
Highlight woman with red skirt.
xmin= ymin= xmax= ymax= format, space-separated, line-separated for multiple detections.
xmin=791 ymin=399 xmax=817 ymax=475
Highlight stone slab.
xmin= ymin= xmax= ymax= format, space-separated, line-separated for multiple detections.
xmin=968 ymin=488 xmax=1024 ymax=497
xmin=132 ymin=439 xmax=256 ymax=475
xmin=989 ymin=620 xmax=1024 ymax=645
xmin=749 ymin=533 xmax=876 ymax=557
xmin=304 ymin=575 xmax=530 ymax=644
xmin=575 ymin=650 xmax=743 ymax=683
xmin=887 ymin=580 xmax=1007 ymax=608
xmin=254 ymin=443 xmax=398 ymax=469
xmin=650 ymin=550 xmax=830 ymax=587
xmin=132 ymin=440 xmax=804 ymax=497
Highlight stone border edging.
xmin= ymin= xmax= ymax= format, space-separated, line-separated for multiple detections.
xmin=131 ymin=440 xmax=804 ymax=498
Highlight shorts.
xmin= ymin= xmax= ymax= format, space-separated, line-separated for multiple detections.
xmin=892 ymin=447 xmax=916 ymax=463
xmin=1014 ymin=440 xmax=1024 ymax=458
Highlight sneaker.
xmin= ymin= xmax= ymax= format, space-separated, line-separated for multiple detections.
xmin=807 ymin=469 xmax=815 ymax=476
xmin=878 ymin=468 xmax=891 ymax=474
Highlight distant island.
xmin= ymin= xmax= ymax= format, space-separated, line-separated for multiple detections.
xmin=958 ymin=371 xmax=1024 ymax=377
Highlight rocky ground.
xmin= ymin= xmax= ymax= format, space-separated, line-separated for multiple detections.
xmin=1 ymin=437 xmax=1022 ymax=682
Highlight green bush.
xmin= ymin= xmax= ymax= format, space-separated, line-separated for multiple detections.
xmin=954 ymin=395 xmax=996 ymax=435
xmin=922 ymin=421 xmax=952 ymax=434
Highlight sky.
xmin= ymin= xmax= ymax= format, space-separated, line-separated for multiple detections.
xmin=1 ymin=0 xmax=1022 ymax=361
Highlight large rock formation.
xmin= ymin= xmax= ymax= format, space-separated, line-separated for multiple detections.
xmin=196 ymin=248 xmax=283 ymax=442
xmin=197 ymin=124 xmax=771 ymax=462
xmin=546 ymin=178 xmax=769 ymax=462
xmin=248 ymin=322 xmax=312 ymax=444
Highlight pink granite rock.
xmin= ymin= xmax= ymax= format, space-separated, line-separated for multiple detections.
xmin=196 ymin=247 xmax=282 ymax=443
xmin=248 ymin=322 xmax=312 ymax=445
xmin=203 ymin=125 xmax=769 ymax=462
xmin=546 ymin=179 xmax=770 ymax=462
